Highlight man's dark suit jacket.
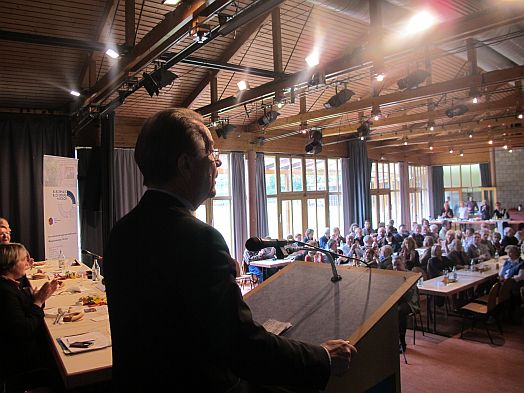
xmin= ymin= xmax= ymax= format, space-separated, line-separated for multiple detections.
xmin=104 ymin=190 xmax=330 ymax=392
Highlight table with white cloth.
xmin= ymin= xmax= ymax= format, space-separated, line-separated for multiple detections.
xmin=29 ymin=259 xmax=112 ymax=389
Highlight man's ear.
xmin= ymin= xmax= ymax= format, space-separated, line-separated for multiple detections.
xmin=177 ymin=153 xmax=192 ymax=179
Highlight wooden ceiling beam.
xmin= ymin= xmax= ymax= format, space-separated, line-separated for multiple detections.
xmin=197 ymin=4 xmax=524 ymax=117
xmin=180 ymin=10 xmax=272 ymax=108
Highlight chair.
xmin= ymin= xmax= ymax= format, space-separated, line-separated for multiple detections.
xmin=459 ymin=281 xmax=502 ymax=345
xmin=235 ymin=261 xmax=257 ymax=291
xmin=407 ymin=285 xmax=425 ymax=345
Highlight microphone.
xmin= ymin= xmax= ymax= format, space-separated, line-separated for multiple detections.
xmin=245 ymin=237 xmax=294 ymax=252
xmin=82 ymin=249 xmax=103 ymax=260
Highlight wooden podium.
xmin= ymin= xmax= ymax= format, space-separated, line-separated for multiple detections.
xmin=244 ymin=262 xmax=419 ymax=393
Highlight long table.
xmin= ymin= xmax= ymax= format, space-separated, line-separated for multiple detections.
xmin=29 ymin=259 xmax=112 ymax=389
xmin=417 ymin=259 xmax=500 ymax=335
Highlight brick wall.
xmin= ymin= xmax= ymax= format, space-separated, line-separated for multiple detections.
xmin=495 ymin=147 xmax=524 ymax=209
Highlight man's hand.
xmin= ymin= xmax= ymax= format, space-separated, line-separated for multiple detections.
xmin=321 ymin=340 xmax=357 ymax=376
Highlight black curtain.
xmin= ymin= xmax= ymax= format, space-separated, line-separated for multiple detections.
xmin=346 ymin=140 xmax=371 ymax=227
xmin=480 ymin=163 xmax=491 ymax=187
xmin=431 ymin=166 xmax=444 ymax=219
xmin=0 ymin=114 xmax=73 ymax=260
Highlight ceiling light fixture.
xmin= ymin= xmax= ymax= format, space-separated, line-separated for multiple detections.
xmin=142 ymin=67 xmax=178 ymax=97
xmin=429 ymin=144 xmax=433 ymax=151
xmin=257 ymin=110 xmax=280 ymax=126
xmin=460 ymin=150 xmax=464 ymax=157
xmin=449 ymin=148 xmax=454 ymax=154
xmin=375 ymin=73 xmax=385 ymax=82
xmin=446 ymin=104 xmax=469 ymax=118
xmin=503 ymin=144 xmax=508 ymax=150
xmin=404 ymin=10 xmax=437 ymax=34
xmin=305 ymin=51 xmax=320 ymax=67
xmin=518 ymin=113 xmax=523 ymax=119
xmin=472 ymin=97 xmax=478 ymax=104
xmin=215 ymin=122 xmax=236 ymax=139
xmin=105 ymin=48 xmax=119 ymax=59
xmin=163 ymin=0 xmax=182 ymax=5
xmin=509 ymin=148 xmax=513 ymax=153
xmin=324 ymin=88 xmax=355 ymax=109
xmin=397 ymin=69 xmax=430 ymax=90
xmin=357 ymin=121 xmax=371 ymax=141
xmin=403 ymin=138 xmax=408 ymax=146
xmin=237 ymin=80 xmax=250 ymax=91
xmin=70 ymin=90 xmax=81 ymax=97
xmin=191 ymin=16 xmax=210 ymax=43
xmin=488 ymin=139 xmax=493 ymax=145
xmin=469 ymin=132 xmax=473 ymax=138
xmin=305 ymin=128 xmax=323 ymax=155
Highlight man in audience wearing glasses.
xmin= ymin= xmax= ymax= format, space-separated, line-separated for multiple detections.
xmin=104 ymin=108 xmax=356 ymax=393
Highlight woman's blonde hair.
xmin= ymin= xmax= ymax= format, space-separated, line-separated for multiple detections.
xmin=0 ymin=243 xmax=26 ymax=275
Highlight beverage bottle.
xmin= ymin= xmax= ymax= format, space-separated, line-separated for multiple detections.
xmin=470 ymin=258 xmax=475 ymax=271
xmin=58 ymin=250 xmax=65 ymax=271
xmin=92 ymin=258 xmax=100 ymax=282
xmin=494 ymin=251 xmax=499 ymax=262
xmin=452 ymin=266 xmax=457 ymax=281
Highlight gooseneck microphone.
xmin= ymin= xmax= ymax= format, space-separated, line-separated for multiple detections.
xmin=245 ymin=237 xmax=294 ymax=251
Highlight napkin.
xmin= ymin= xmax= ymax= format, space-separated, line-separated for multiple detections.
xmin=58 ymin=331 xmax=111 ymax=354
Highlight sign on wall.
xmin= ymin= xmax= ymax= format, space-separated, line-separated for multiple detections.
xmin=43 ymin=155 xmax=80 ymax=260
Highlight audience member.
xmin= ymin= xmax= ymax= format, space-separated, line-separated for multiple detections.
xmin=363 ymin=247 xmax=378 ymax=268
xmin=0 ymin=243 xmax=60 ymax=392
xmin=420 ymin=236 xmax=434 ymax=271
xmin=515 ymin=223 xmax=524 ymax=245
xmin=411 ymin=224 xmax=424 ymax=248
xmin=492 ymin=231 xmax=504 ymax=256
xmin=421 ymin=218 xmax=430 ymax=228
xmin=466 ymin=232 xmax=491 ymax=262
xmin=103 ymin=108 xmax=355 ymax=392
xmin=441 ymin=229 xmax=455 ymax=255
xmin=429 ymin=224 xmax=439 ymax=243
xmin=499 ymin=245 xmax=524 ymax=321
xmin=395 ymin=224 xmax=410 ymax=243
xmin=319 ymin=227 xmax=331 ymax=249
xmin=0 ymin=225 xmax=11 ymax=244
xmin=480 ymin=200 xmax=491 ymax=220
xmin=375 ymin=227 xmax=387 ymax=248
xmin=304 ymin=240 xmax=324 ymax=263
xmin=501 ymin=227 xmax=519 ymax=249
xmin=457 ymin=200 xmax=468 ymax=220
xmin=385 ymin=231 xmax=400 ymax=253
xmin=400 ymin=237 xmax=420 ymax=270
xmin=447 ymin=239 xmax=469 ymax=268
xmin=427 ymin=244 xmax=451 ymax=279
xmin=378 ymin=245 xmax=394 ymax=270
xmin=388 ymin=219 xmax=397 ymax=233
xmin=466 ymin=195 xmax=479 ymax=215
xmin=440 ymin=201 xmax=454 ymax=219
xmin=341 ymin=234 xmax=363 ymax=259
xmin=492 ymin=201 xmax=509 ymax=219
xmin=332 ymin=227 xmax=344 ymax=246
xmin=479 ymin=229 xmax=496 ymax=258
xmin=362 ymin=220 xmax=374 ymax=236
xmin=304 ymin=228 xmax=316 ymax=243
xmin=439 ymin=220 xmax=450 ymax=240
xmin=354 ymin=227 xmax=364 ymax=246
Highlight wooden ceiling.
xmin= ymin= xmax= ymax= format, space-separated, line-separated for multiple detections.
xmin=1 ymin=0 xmax=524 ymax=162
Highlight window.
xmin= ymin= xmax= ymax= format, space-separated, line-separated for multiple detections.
xmin=408 ymin=165 xmax=430 ymax=223
xmin=369 ymin=161 xmax=401 ymax=229
xmin=442 ymin=164 xmax=487 ymax=210
xmin=198 ymin=153 xmax=234 ymax=257
xmin=265 ymin=155 xmax=343 ymax=239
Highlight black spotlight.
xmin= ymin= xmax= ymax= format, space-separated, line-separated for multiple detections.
xmin=445 ymin=104 xmax=469 ymax=118
xmin=305 ymin=129 xmax=323 ymax=154
xmin=397 ymin=70 xmax=431 ymax=90
xmin=257 ymin=110 xmax=280 ymax=126
xmin=324 ymin=89 xmax=355 ymax=109
xmin=216 ymin=123 xmax=236 ymax=139
xmin=357 ymin=121 xmax=370 ymax=138
xmin=142 ymin=68 xmax=178 ymax=97
xmin=308 ymin=72 xmax=326 ymax=87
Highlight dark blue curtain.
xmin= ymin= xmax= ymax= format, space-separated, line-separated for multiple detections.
xmin=480 ymin=163 xmax=491 ymax=187
xmin=432 ymin=166 xmax=444 ymax=219
xmin=346 ymin=140 xmax=371 ymax=227
xmin=0 ymin=115 xmax=73 ymax=260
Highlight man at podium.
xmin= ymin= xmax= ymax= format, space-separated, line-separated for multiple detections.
xmin=104 ymin=108 xmax=356 ymax=393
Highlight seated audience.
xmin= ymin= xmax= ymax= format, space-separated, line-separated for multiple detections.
xmin=349 ymin=223 xmax=359 ymax=235
xmin=447 ymin=239 xmax=469 ymax=268
xmin=326 ymin=238 xmax=344 ymax=264
xmin=440 ymin=201 xmax=454 ymax=219
xmin=463 ymin=227 xmax=475 ymax=248
xmin=427 ymin=244 xmax=451 ymax=279
xmin=438 ymin=220 xmax=450 ymax=240
xmin=341 ymin=234 xmax=363 ymax=259
xmin=492 ymin=201 xmax=509 ymax=219
xmin=515 ymin=223 xmax=524 ymax=246
xmin=429 ymin=224 xmax=440 ymax=243
xmin=362 ymin=247 xmax=378 ymax=268
xmin=395 ymin=224 xmax=410 ymax=243
xmin=421 ymin=218 xmax=430 ymax=228
xmin=419 ymin=236 xmax=434 ymax=271
xmin=375 ymin=227 xmax=387 ymax=248
xmin=293 ymin=233 xmax=302 ymax=245
xmin=243 ymin=241 xmax=276 ymax=283
xmin=400 ymin=237 xmax=420 ymax=271
xmin=319 ymin=227 xmax=331 ymax=249
xmin=385 ymin=231 xmax=400 ymax=253
xmin=388 ymin=219 xmax=397 ymax=233
xmin=0 ymin=224 xmax=11 ymax=244
xmin=304 ymin=241 xmax=324 ymax=263
xmin=0 ymin=243 xmax=60 ymax=392
xmin=499 ymin=245 xmax=524 ymax=321
xmin=411 ymin=224 xmax=424 ymax=248
xmin=466 ymin=232 xmax=491 ymax=262
xmin=304 ymin=228 xmax=315 ymax=243
xmin=362 ymin=235 xmax=379 ymax=259
xmin=354 ymin=227 xmax=364 ymax=246
xmin=331 ymin=227 xmax=344 ymax=247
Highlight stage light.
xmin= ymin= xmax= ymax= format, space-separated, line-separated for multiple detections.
xmin=488 ymin=139 xmax=493 ymax=145
xmin=308 ymin=72 xmax=325 ymax=86
xmin=305 ymin=51 xmax=319 ymax=67
xmin=375 ymin=73 xmax=385 ymax=82
xmin=449 ymin=148 xmax=454 ymax=154
xmin=305 ymin=129 xmax=323 ymax=155
xmin=404 ymin=11 xmax=436 ymax=34
xmin=105 ymin=48 xmax=119 ymax=59
xmin=142 ymin=68 xmax=178 ymax=97
xmin=70 ymin=90 xmax=81 ymax=97
xmin=397 ymin=69 xmax=430 ymax=90
xmin=324 ymin=89 xmax=355 ymax=109
xmin=257 ymin=110 xmax=280 ymax=126
xmin=403 ymin=137 xmax=408 ymax=146
xmin=215 ymin=123 xmax=236 ymax=139
xmin=460 ymin=150 xmax=464 ymax=157
xmin=357 ymin=121 xmax=370 ymax=141
xmin=472 ymin=97 xmax=478 ymax=104
xmin=518 ymin=113 xmax=523 ymax=119
xmin=503 ymin=144 xmax=508 ymax=150
xmin=445 ymin=104 xmax=469 ymax=118
xmin=380 ymin=156 xmax=385 ymax=160
xmin=237 ymin=80 xmax=250 ymax=91
xmin=469 ymin=133 xmax=473 ymax=138
xmin=429 ymin=144 xmax=433 ymax=150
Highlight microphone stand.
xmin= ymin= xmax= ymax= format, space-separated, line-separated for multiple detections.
xmin=292 ymin=242 xmax=347 ymax=282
